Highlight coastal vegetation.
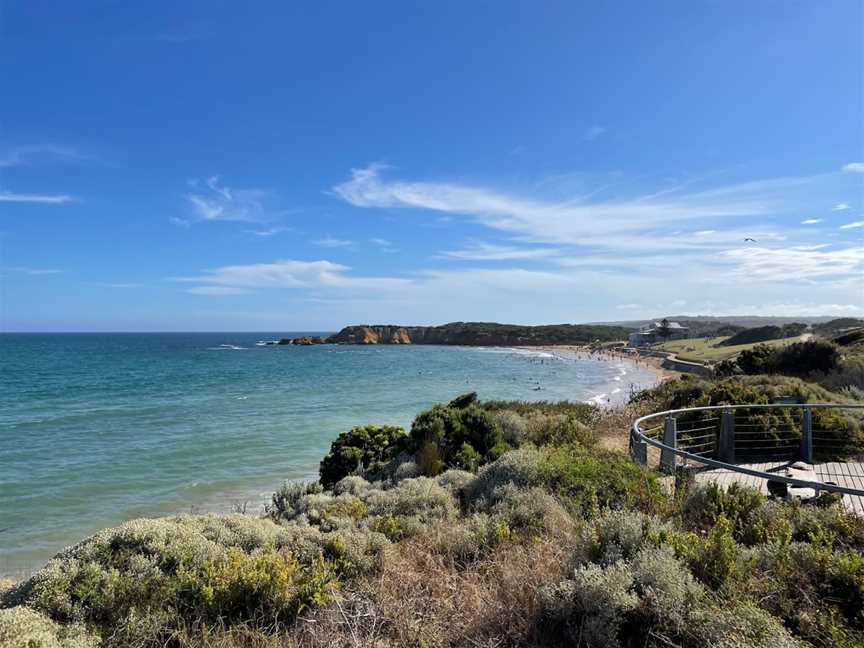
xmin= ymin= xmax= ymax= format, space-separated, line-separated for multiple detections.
xmin=3 ymin=351 xmax=864 ymax=646
xmin=717 ymin=323 xmax=807 ymax=347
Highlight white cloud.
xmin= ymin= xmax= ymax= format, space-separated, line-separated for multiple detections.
xmin=801 ymin=219 xmax=822 ymax=224
xmin=313 ymin=236 xmax=353 ymax=248
xmin=583 ymin=125 xmax=606 ymax=141
xmin=440 ymin=242 xmax=562 ymax=261
xmin=169 ymin=217 xmax=191 ymax=228
xmin=0 ymin=190 xmax=74 ymax=204
xmin=833 ymin=203 xmax=850 ymax=211
xmin=332 ymin=164 xmax=796 ymax=252
xmin=840 ymin=221 xmax=864 ymax=229
xmin=616 ymin=303 xmax=642 ymax=310
xmin=842 ymin=162 xmax=864 ymax=173
xmin=175 ymin=259 xmax=412 ymax=294
xmin=247 ymin=226 xmax=291 ymax=237
xmin=720 ymin=246 xmax=864 ymax=282
xmin=185 ymin=176 xmax=273 ymax=223
xmin=369 ymin=237 xmax=398 ymax=252
xmin=0 ymin=145 xmax=86 ymax=168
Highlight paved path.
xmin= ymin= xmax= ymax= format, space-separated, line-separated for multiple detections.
xmin=695 ymin=461 xmax=864 ymax=515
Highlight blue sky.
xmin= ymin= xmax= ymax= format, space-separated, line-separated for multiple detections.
xmin=1 ymin=1 xmax=862 ymax=332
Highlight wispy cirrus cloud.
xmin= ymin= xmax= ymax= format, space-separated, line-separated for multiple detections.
xmin=842 ymin=162 xmax=864 ymax=173
xmin=312 ymin=236 xmax=353 ymax=248
xmin=801 ymin=218 xmax=822 ymax=224
xmin=174 ymin=259 xmax=412 ymax=295
xmin=369 ymin=237 xmax=398 ymax=252
xmin=332 ymin=163 xmax=798 ymax=252
xmin=720 ymin=246 xmax=864 ymax=282
xmin=833 ymin=203 xmax=851 ymax=211
xmin=439 ymin=242 xmax=562 ymax=261
xmin=0 ymin=190 xmax=74 ymax=204
xmin=839 ymin=221 xmax=864 ymax=229
xmin=0 ymin=144 xmax=88 ymax=168
xmin=183 ymin=176 xmax=278 ymax=223
xmin=247 ymin=226 xmax=291 ymax=237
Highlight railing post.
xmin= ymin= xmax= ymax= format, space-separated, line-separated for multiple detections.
xmin=630 ymin=428 xmax=647 ymax=465
xmin=718 ymin=408 xmax=735 ymax=463
xmin=800 ymin=407 xmax=812 ymax=463
xmin=660 ymin=415 xmax=677 ymax=473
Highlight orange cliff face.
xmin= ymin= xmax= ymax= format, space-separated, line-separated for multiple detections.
xmin=327 ymin=326 xmax=413 ymax=344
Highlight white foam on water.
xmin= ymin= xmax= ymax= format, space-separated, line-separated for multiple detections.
xmin=471 ymin=347 xmax=558 ymax=359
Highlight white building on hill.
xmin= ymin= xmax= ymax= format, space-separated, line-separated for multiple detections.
xmin=628 ymin=321 xmax=689 ymax=347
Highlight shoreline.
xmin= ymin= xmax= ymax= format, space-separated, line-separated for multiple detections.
xmin=521 ymin=344 xmax=681 ymax=382
xmin=511 ymin=344 xmax=680 ymax=406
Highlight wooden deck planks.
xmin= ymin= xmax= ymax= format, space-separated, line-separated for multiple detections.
xmin=696 ymin=461 xmax=864 ymax=516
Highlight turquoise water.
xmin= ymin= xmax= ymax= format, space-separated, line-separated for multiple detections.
xmin=0 ymin=333 xmax=656 ymax=576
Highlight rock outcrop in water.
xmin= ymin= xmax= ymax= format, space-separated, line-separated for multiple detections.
xmin=278 ymin=336 xmax=327 ymax=345
xmin=325 ymin=322 xmax=631 ymax=346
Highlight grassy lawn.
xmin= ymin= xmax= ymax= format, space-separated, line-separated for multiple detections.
xmin=654 ymin=336 xmax=797 ymax=363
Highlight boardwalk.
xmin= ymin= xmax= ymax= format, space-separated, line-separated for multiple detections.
xmin=696 ymin=461 xmax=864 ymax=515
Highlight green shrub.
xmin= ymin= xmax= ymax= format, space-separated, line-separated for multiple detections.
xmin=0 ymin=605 xmax=99 ymax=648
xmin=737 ymin=344 xmax=779 ymax=374
xmin=631 ymin=545 xmax=704 ymax=630
xmin=540 ymin=561 xmax=638 ymax=648
xmin=4 ymin=515 xmax=376 ymax=639
xmin=682 ymin=483 xmax=771 ymax=544
xmin=775 ymin=340 xmax=841 ymax=376
xmin=319 ymin=425 xmax=407 ymax=488
xmin=454 ymin=442 xmax=482 ymax=471
xmin=581 ymin=510 xmax=668 ymax=566
xmin=482 ymin=399 xmax=599 ymax=425
xmin=409 ymin=398 xmax=508 ymax=474
xmin=179 ymin=549 xmax=336 ymax=624
xmin=267 ymin=481 xmax=323 ymax=520
xmin=689 ymin=516 xmax=742 ymax=590
xmin=686 ymin=602 xmax=805 ymax=648
xmin=536 ymin=445 xmax=667 ymax=517
xmin=465 ymin=445 xmax=665 ymax=518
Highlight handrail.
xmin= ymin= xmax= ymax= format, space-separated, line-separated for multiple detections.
xmin=631 ymin=403 xmax=864 ymax=498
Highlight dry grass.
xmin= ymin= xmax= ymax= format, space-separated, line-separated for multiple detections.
xmin=190 ymin=531 xmax=576 ymax=648
xmin=593 ymin=399 xmax=658 ymax=452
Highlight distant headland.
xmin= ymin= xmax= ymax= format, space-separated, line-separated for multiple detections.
xmin=274 ymin=322 xmax=632 ymax=346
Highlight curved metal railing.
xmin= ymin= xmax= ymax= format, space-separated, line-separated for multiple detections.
xmin=631 ymin=403 xmax=864 ymax=497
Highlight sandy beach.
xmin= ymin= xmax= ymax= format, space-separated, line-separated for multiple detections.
xmin=513 ymin=344 xmax=681 ymax=407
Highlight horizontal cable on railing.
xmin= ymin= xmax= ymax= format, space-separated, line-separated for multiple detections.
xmin=677 ymin=425 xmax=718 ymax=434
xmin=680 ymin=433 xmax=716 ymax=442
xmin=681 ymin=441 xmax=715 ymax=451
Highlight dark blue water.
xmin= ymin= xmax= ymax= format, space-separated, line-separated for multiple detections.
xmin=0 ymin=333 xmax=656 ymax=575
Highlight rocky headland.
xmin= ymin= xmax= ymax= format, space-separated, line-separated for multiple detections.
xmin=322 ymin=322 xmax=632 ymax=346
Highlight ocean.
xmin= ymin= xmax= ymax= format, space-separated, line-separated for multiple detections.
xmin=0 ymin=333 xmax=657 ymax=576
